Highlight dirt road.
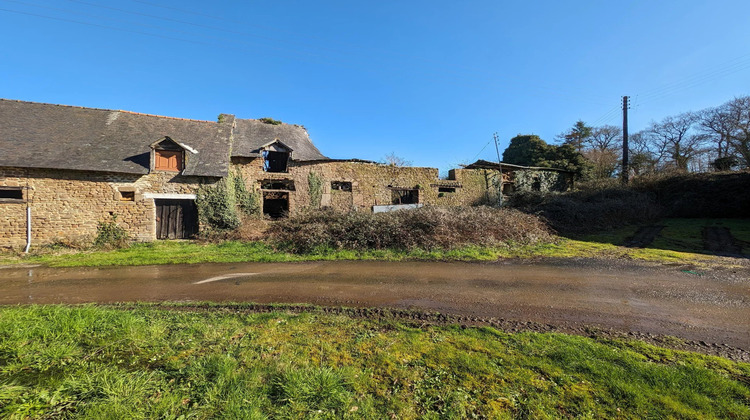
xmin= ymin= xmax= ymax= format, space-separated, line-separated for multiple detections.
xmin=1 ymin=259 xmax=748 ymax=357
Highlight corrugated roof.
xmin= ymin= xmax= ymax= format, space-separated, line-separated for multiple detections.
xmin=231 ymin=118 xmax=327 ymax=161
xmin=0 ymin=99 xmax=232 ymax=177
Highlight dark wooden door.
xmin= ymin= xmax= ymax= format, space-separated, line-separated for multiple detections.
xmin=155 ymin=199 xmax=198 ymax=239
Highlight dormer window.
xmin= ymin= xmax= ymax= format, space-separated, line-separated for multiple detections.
xmin=261 ymin=140 xmax=292 ymax=173
xmin=155 ymin=150 xmax=183 ymax=172
xmin=151 ymin=137 xmax=187 ymax=173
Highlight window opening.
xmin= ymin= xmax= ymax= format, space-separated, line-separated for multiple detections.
xmin=438 ymin=187 xmax=456 ymax=193
xmin=120 ymin=191 xmax=135 ymax=201
xmin=391 ymin=188 xmax=418 ymax=205
xmin=531 ymin=176 xmax=542 ymax=191
xmin=0 ymin=187 xmax=23 ymax=202
xmin=263 ymin=150 xmax=289 ymax=172
xmin=260 ymin=179 xmax=295 ymax=190
xmin=263 ymin=191 xmax=289 ymax=219
xmin=331 ymin=181 xmax=352 ymax=192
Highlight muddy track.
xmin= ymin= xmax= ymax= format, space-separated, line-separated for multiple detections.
xmin=623 ymin=225 xmax=665 ymax=248
xmin=103 ymin=302 xmax=750 ymax=363
xmin=703 ymin=226 xmax=745 ymax=257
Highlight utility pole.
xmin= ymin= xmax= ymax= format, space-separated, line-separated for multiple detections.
xmin=493 ymin=132 xmax=504 ymax=206
xmin=621 ymin=96 xmax=630 ymax=185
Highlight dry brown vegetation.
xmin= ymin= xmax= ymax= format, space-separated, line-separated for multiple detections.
xmin=267 ymin=206 xmax=552 ymax=253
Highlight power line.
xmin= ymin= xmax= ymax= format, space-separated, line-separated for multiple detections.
xmin=590 ymin=105 xmax=620 ymax=126
xmin=471 ymin=139 xmax=493 ymax=162
xmin=636 ymin=53 xmax=750 ymax=103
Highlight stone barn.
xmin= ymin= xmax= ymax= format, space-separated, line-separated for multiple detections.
xmin=0 ymin=99 xmax=572 ymax=249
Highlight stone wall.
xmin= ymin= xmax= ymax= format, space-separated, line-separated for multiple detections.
xmin=1 ymin=159 xmax=574 ymax=249
xmin=0 ymin=166 xmax=214 ymax=249
xmin=449 ymin=167 xmax=572 ymax=204
xmin=232 ymin=158 xmax=468 ymax=214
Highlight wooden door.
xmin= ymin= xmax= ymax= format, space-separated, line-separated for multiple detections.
xmin=155 ymin=199 xmax=198 ymax=239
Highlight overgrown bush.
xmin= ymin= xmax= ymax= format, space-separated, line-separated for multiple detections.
xmin=267 ymin=206 xmax=552 ymax=253
xmin=508 ymin=188 xmax=663 ymax=235
xmin=507 ymin=170 xmax=750 ymax=234
xmin=197 ymin=170 xmax=260 ymax=233
xmin=258 ymin=117 xmax=282 ymax=125
xmin=93 ymin=214 xmax=129 ymax=249
xmin=631 ymin=171 xmax=750 ymax=218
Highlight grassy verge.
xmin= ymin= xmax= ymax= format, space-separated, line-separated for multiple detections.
xmin=1 ymin=218 xmax=747 ymax=268
xmin=1 ymin=304 xmax=748 ymax=419
xmin=0 ymin=241 xmax=512 ymax=268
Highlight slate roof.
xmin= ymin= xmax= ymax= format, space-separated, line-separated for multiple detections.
xmin=231 ymin=118 xmax=327 ymax=161
xmin=0 ymin=99 xmax=232 ymax=177
xmin=463 ymin=159 xmax=574 ymax=173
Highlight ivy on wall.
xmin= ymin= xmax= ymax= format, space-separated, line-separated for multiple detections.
xmin=307 ymin=172 xmax=324 ymax=209
xmin=514 ymin=170 xmax=569 ymax=192
xmin=196 ymin=170 xmax=260 ymax=231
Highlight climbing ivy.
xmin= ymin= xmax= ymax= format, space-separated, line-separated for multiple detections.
xmin=307 ymin=172 xmax=324 ymax=209
xmin=197 ymin=170 xmax=259 ymax=232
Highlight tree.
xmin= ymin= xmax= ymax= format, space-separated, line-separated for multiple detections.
xmin=584 ymin=125 xmax=622 ymax=178
xmin=544 ymin=143 xmax=593 ymax=180
xmin=557 ymin=120 xmax=593 ymax=152
xmin=646 ymin=112 xmax=706 ymax=171
xmin=502 ymin=134 xmax=592 ymax=179
xmin=698 ymin=96 xmax=750 ymax=169
xmin=502 ymin=135 xmax=549 ymax=167
xmin=723 ymin=96 xmax=750 ymax=167
xmin=627 ymin=131 xmax=659 ymax=176
xmin=699 ymin=105 xmax=734 ymax=160
xmin=381 ymin=152 xmax=412 ymax=167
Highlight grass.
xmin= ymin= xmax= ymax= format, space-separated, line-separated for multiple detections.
xmin=1 ymin=304 xmax=748 ymax=419
xmin=1 ymin=218 xmax=747 ymax=268
xmin=0 ymin=241 xmax=511 ymax=268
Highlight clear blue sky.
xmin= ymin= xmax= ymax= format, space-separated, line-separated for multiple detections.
xmin=2 ymin=0 xmax=749 ymax=173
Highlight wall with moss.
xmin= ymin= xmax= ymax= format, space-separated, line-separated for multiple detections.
xmin=512 ymin=169 xmax=573 ymax=192
xmin=232 ymin=158 xmax=469 ymax=213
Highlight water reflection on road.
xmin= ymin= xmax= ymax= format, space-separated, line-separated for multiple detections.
xmin=1 ymin=260 xmax=748 ymax=349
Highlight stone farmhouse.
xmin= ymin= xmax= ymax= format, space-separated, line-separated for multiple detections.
xmin=0 ymin=99 xmax=573 ymax=248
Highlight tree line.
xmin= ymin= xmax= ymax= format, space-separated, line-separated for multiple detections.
xmin=502 ymin=95 xmax=750 ymax=180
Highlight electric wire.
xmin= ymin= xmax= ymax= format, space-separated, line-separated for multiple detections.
xmin=470 ymin=139 xmax=494 ymax=162
xmin=636 ymin=54 xmax=750 ymax=104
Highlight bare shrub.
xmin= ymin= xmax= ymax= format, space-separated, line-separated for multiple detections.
xmin=231 ymin=216 xmax=270 ymax=241
xmin=267 ymin=207 xmax=552 ymax=253
xmin=48 ymin=234 xmax=93 ymax=250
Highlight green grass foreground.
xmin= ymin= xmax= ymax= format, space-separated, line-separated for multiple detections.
xmin=0 ymin=305 xmax=750 ymax=419
xmin=1 ymin=218 xmax=747 ymax=268
xmin=0 ymin=305 xmax=749 ymax=419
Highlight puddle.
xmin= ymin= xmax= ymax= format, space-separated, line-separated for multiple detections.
xmin=0 ymin=260 xmax=748 ymax=349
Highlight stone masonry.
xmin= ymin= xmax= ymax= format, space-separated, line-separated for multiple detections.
xmin=0 ymin=166 xmax=216 ymax=249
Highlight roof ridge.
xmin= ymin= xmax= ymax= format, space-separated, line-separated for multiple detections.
xmin=0 ymin=98 xmax=118 ymax=113
xmin=241 ymin=117 xmax=306 ymax=129
xmin=117 ymin=110 xmax=213 ymax=123
xmin=0 ymin=98 xmax=214 ymax=123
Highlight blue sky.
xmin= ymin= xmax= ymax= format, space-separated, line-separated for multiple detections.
xmin=1 ymin=0 xmax=749 ymax=173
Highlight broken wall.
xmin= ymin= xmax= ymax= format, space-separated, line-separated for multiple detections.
xmin=232 ymin=158 xmax=469 ymax=214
